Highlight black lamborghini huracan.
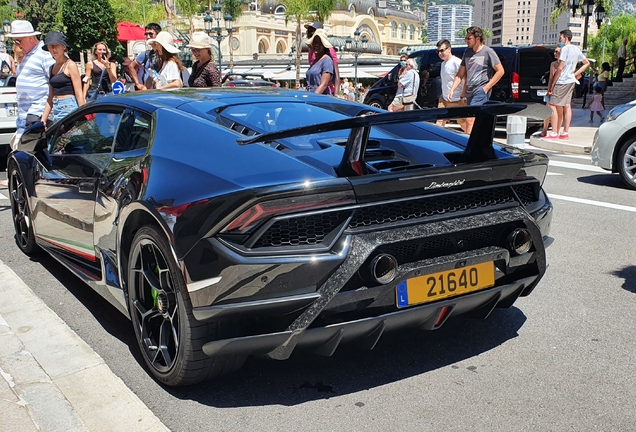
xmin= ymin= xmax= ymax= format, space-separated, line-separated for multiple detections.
xmin=8 ymin=88 xmax=552 ymax=386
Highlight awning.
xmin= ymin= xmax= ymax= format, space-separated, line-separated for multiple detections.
xmin=117 ymin=22 xmax=146 ymax=42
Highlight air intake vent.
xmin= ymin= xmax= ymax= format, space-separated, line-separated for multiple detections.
xmin=349 ymin=187 xmax=516 ymax=229
xmin=252 ymin=211 xmax=351 ymax=248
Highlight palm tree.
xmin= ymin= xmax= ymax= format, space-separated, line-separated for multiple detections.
xmin=222 ymin=0 xmax=249 ymax=72
xmin=281 ymin=0 xmax=337 ymax=88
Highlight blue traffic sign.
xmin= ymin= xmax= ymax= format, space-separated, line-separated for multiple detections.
xmin=112 ymin=81 xmax=125 ymax=95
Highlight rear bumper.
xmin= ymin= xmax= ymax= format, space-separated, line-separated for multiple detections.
xmin=196 ymin=206 xmax=547 ymax=360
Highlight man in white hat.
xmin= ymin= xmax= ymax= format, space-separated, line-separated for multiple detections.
xmin=7 ymin=20 xmax=54 ymax=139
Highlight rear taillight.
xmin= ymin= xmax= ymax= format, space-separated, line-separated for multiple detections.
xmin=511 ymin=72 xmax=519 ymax=99
xmin=228 ymin=83 xmax=235 ymax=87
xmin=222 ymin=191 xmax=356 ymax=234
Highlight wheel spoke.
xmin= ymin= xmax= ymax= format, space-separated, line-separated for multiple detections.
xmin=159 ymin=320 xmax=174 ymax=367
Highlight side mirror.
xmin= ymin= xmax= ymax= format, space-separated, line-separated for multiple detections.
xmin=19 ymin=121 xmax=47 ymax=154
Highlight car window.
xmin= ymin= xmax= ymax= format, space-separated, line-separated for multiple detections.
xmin=49 ymin=111 xmax=123 ymax=155
xmin=114 ymin=111 xmax=152 ymax=152
xmin=519 ymin=50 xmax=554 ymax=79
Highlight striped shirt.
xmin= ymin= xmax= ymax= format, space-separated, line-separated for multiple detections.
xmin=16 ymin=41 xmax=55 ymax=134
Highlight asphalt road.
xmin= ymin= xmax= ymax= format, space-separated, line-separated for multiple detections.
xmin=1 ymin=146 xmax=636 ymax=431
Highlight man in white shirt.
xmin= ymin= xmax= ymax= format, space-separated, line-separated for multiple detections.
xmin=435 ymin=39 xmax=467 ymax=132
xmin=7 ymin=20 xmax=55 ymax=141
xmin=546 ymin=29 xmax=589 ymax=140
xmin=616 ymin=38 xmax=627 ymax=81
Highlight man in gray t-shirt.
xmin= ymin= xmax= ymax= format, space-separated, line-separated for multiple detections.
xmin=448 ymin=26 xmax=504 ymax=133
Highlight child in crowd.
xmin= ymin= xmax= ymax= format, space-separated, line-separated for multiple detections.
xmin=589 ymin=86 xmax=604 ymax=123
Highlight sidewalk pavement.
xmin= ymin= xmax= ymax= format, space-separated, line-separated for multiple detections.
xmin=0 ymin=260 xmax=169 ymax=432
xmin=528 ymin=107 xmax=598 ymax=155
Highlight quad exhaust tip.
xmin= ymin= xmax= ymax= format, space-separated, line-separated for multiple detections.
xmin=507 ymin=228 xmax=533 ymax=255
xmin=370 ymin=253 xmax=398 ymax=285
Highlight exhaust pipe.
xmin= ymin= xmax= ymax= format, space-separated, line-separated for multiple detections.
xmin=369 ymin=254 xmax=398 ymax=285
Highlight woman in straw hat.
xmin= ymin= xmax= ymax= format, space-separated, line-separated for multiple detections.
xmin=41 ymin=31 xmax=85 ymax=123
xmin=147 ymin=31 xmax=184 ymax=89
xmin=187 ymin=32 xmax=220 ymax=88
xmin=305 ymin=29 xmax=335 ymax=95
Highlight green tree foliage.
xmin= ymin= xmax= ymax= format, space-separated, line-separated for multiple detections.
xmin=17 ymin=0 xmax=61 ymax=33
xmin=281 ymin=0 xmax=337 ymax=86
xmin=456 ymin=27 xmax=493 ymax=39
xmin=550 ymin=0 xmax=613 ymax=27
xmin=61 ymin=0 xmax=118 ymax=52
xmin=588 ymin=13 xmax=636 ymax=69
xmin=109 ymin=0 xmax=166 ymax=26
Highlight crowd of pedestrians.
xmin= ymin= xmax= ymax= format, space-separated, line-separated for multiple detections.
xmin=5 ymin=16 xmax=632 ymax=143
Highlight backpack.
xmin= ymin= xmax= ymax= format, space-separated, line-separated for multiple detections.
xmin=0 ymin=54 xmax=11 ymax=76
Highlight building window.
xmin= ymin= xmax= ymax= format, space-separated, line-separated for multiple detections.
xmin=400 ymin=22 xmax=406 ymax=39
xmin=391 ymin=21 xmax=397 ymax=38
xmin=409 ymin=24 xmax=415 ymax=40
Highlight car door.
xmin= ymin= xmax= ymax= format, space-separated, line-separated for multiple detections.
xmin=32 ymin=109 xmax=124 ymax=262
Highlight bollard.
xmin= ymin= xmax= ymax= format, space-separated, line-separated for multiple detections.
xmin=506 ymin=115 xmax=527 ymax=148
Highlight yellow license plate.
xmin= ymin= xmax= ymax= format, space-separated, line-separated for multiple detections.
xmin=396 ymin=262 xmax=495 ymax=308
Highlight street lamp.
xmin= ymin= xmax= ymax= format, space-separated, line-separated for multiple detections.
xmin=595 ymin=4 xmax=605 ymax=29
xmin=581 ymin=0 xmax=595 ymax=52
xmin=204 ymin=1 xmax=233 ymax=70
xmin=345 ymin=28 xmax=368 ymax=102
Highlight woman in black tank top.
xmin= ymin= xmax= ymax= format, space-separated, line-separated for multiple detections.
xmin=41 ymin=31 xmax=85 ymax=124
xmin=84 ymin=42 xmax=117 ymax=100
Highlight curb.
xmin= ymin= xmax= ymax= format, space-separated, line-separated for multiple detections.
xmin=528 ymin=135 xmax=591 ymax=154
xmin=0 ymin=260 xmax=169 ymax=432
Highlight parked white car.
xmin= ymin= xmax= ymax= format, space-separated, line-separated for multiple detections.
xmin=591 ymin=100 xmax=636 ymax=189
xmin=0 ymin=75 xmax=17 ymax=171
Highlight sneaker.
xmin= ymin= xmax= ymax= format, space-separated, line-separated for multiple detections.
xmin=558 ymin=133 xmax=569 ymax=140
xmin=601 ymin=117 xmax=605 ymax=123
xmin=542 ymin=132 xmax=559 ymax=140
xmin=589 ymin=119 xmax=593 ymax=123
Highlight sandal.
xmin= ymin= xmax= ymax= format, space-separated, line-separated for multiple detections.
xmin=558 ymin=133 xmax=569 ymax=139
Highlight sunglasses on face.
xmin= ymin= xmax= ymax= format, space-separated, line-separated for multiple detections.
xmin=465 ymin=36 xmax=474 ymax=41
xmin=144 ymin=32 xmax=155 ymax=37
xmin=191 ymin=48 xmax=201 ymax=53
xmin=12 ymin=39 xmax=23 ymax=45
xmin=437 ymin=47 xmax=447 ymax=53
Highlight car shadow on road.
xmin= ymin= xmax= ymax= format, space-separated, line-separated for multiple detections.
xmin=611 ymin=265 xmax=636 ymax=293
xmin=576 ymin=173 xmax=633 ymax=190
xmin=29 ymin=252 xmax=144 ymax=364
xmin=31 ymin=251 xmax=528 ymax=407
xmin=168 ymin=307 xmax=527 ymax=407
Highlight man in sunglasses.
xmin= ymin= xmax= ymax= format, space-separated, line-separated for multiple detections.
xmin=448 ymin=26 xmax=504 ymax=133
xmin=305 ymin=21 xmax=340 ymax=97
xmin=436 ymin=39 xmax=467 ymax=132
xmin=127 ymin=23 xmax=162 ymax=91
xmin=6 ymin=20 xmax=55 ymax=141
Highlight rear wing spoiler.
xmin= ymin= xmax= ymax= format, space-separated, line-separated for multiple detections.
xmin=237 ymin=103 xmax=552 ymax=176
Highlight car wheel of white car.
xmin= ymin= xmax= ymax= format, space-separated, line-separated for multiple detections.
xmin=618 ymin=137 xmax=636 ymax=190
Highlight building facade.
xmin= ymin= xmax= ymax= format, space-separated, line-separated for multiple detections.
xmin=473 ymin=0 xmax=598 ymax=48
xmin=427 ymin=4 xmax=473 ymax=45
xmin=185 ymin=0 xmax=424 ymax=63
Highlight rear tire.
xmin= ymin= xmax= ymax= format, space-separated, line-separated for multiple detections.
xmin=8 ymin=162 xmax=39 ymax=255
xmin=617 ymin=137 xmax=636 ymax=190
xmin=127 ymin=225 xmax=245 ymax=386
xmin=368 ymin=97 xmax=387 ymax=110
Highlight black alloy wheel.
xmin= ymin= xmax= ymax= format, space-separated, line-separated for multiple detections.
xmin=8 ymin=163 xmax=38 ymax=255
xmin=127 ymin=225 xmax=245 ymax=386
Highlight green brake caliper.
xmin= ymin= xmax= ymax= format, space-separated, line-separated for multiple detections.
xmin=151 ymin=264 xmax=159 ymax=307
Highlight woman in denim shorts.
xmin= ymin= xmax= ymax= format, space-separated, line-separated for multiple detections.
xmin=41 ymin=31 xmax=85 ymax=124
